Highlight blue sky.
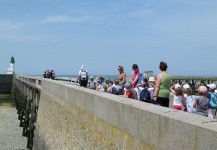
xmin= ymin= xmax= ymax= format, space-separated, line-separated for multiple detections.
xmin=0 ymin=0 xmax=217 ymax=76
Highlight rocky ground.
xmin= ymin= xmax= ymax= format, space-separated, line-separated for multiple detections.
xmin=0 ymin=95 xmax=27 ymax=150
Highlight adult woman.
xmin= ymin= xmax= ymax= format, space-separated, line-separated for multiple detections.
xmin=131 ymin=64 xmax=140 ymax=99
xmin=118 ymin=65 xmax=126 ymax=86
xmin=154 ymin=62 xmax=171 ymax=107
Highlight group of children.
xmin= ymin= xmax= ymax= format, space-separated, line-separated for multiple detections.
xmin=88 ymin=75 xmax=217 ymax=119
xmin=87 ymin=75 xmax=157 ymax=102
xmin=170 ymin=83 xmax=217 ymax=119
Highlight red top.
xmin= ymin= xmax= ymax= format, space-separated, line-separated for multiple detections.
xmin=132 ymin=71 xmax=140 ymax=88
xmin=126 ymin=90 xmax=133 ymax=99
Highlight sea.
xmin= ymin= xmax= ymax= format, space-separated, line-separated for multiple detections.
xmin=57 ymin=75 xmax=118 ymax=81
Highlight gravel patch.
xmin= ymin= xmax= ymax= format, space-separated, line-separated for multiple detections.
xmin=0 ymin=106 xmax=28 ymax=150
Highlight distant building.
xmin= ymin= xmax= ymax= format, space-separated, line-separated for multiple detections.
xmin=7 ymin=56 xmax=15 ymax=74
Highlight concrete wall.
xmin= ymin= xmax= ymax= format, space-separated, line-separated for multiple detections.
xmin=33 ymin=79 xmax=217 ymax=150
xmin=0 ymin=74 xmax=13 ymax=94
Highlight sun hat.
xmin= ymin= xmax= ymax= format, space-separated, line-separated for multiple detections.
xmin=149 ymin=76 xmax=155 ymax=82
xmin=81 ymin=65 xmax=85 ymax=70
xmin=198 ymin=86 xmax=208 ymax=94
xmin=207 ymin=83 xmax=216 ymax=90
xmin=175 ymin=84 xmax=181 ymax=89
xmin=124 ymin=82 xmax=131 ymax=88
xmin=183 ymin=84 xmax=190 ymax=89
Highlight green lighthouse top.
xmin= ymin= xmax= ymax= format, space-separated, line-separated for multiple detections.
xmin=10 ymin=56 xmax=15 ymax=64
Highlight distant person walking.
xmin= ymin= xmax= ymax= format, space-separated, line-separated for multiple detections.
xmin=154 ymin=61 xmax=171 ymax=107
xmin=43 ymin=71 xmax=47 ymax=78
xmin=77 ymin=65 xmax=88 ymax=87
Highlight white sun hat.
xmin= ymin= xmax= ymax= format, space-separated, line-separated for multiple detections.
xmin=149 ymin=76 xmax=155 ymax=82
xmin=207 ymin=83 xmax=216 ymax=90
xmin=183 ymin=84 xmax=190 ymax=89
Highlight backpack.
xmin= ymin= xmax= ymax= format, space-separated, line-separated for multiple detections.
xmin=80 ymin=70 xmax=87 ymax=81
xmin=111 ymin=87 xmax=119 ymax=95
xmin=209 ymin=93 xmax=217 ymax=109
xmin=140 ymin=88 xmax=150 ymax=102
xmin=137 ymin=73 xmax=144 ymax=84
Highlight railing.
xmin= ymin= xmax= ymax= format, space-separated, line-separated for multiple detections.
xmin=55 ymin=77 xmax=77 ymax=83
xmin=171 ymin=76 xmax=217 ymax=94
xmin=13 ymin=75 xmax=42 ymax=150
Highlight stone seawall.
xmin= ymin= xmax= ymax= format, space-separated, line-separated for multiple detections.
xmin=33 ymin=79 xmax=217 ymax=150
xmin=0 ymin=74 xmax=13 ymax=94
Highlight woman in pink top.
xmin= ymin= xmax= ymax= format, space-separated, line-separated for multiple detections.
xmin=131 ymin=64 xmax=140 ymax=88
xmin=131 ymin=64 xmax=140 ymax=100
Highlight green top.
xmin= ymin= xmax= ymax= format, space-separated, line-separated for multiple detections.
xmin=10 ymin=56 xmax=15 ymax=64
xmin=158 ymin=72 xmax=171 ymax=98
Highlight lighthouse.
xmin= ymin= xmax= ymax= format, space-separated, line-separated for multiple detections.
xmin=7 ymin=56 xmax=15 ymax=74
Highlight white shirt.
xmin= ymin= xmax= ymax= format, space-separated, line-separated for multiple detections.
xmin=184 ymin=94 xmax=195 ymax=113
xmin=173 ymin=95 xmax=183 ymax=106
xmin=98 ymin=85 xmax=104 ymax=92
xmin=79 ymin=69 xmax=88 ymax=75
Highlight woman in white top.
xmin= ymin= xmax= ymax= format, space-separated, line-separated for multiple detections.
xmin=170 ymin=84 xmax=185 ymax=110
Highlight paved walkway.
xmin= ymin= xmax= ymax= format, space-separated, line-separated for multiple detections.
xmin=0 ymin=105 xmax=27 ymax=150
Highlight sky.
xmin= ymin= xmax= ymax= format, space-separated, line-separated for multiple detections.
xmin=0 ymin=0 xmax=217 ymax=76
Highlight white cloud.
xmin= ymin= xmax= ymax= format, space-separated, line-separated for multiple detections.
xmin=0 ymin=20 xmax=25 ymax=31
xmin=40 ymin=15 xmax=98 ymax=24
xmin=130 ymin=8 xmax=156 ymax=18
xmin=0 ymin=33 xmax=61 ymax=43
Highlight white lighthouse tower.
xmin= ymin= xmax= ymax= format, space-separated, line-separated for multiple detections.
xmin=7 ymin=56 xmax=15 ymax=74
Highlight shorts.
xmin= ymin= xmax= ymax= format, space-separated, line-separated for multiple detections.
xmin=157 ymin=97 xmax=170 ymax=107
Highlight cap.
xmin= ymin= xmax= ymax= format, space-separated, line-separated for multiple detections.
xmin=149 ymin=76 xmax=155 ymax=82
xmin=207 ymin=83 xmax=216 ymax=90
xmin=183 ymin=84 xmax=190 ymax=89
xmin=107 ymin=80 xmax=113 ymax=85
xmin=198 ymin=86 xmax=208 ymax=94
xmin=124 ymin=82 xmax=131 ymax=88
xmin=97 ymin=80 xmax=103 ymax=83
xmin=175 ymin=84 xmax=181 ymax=89
xmin=89 ymin=76 xmax=94 ymax=79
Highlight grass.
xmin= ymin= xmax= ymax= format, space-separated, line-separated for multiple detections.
xmin=0 ymin=94 xmax=15 ymax=107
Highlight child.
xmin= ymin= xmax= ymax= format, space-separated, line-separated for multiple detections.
xmin=207 ymin=83 xmax=217 ymax=119
xmin=107 ymin=80 xmax=113 ymax=93
xmin=88 ymin=76 xmax=96 ymax=90
xmin=140 ymin=83 xmax=151 ymax=103
xmin=120 ymin=82 xmax=134 ymax=99
xmin=170 ymin=84 xmax=184 ymax=110
xmin=193 ymin=86 xmax=209 ymax=117
xmin=96 ymin=80 xmax=105 ymax=92
xmin=183 ymin=84 xmax=195 ymax=113
xmin=148 ymin=76 xmax=156 ymax=103
xmin=102 ymin=79 xmax=108 ymax=92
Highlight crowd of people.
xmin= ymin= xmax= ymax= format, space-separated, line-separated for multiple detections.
xmin=43 ymin=70 xmax=56 ymax=80
xmin=76 ymin=62 xmax=217 ymax=119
